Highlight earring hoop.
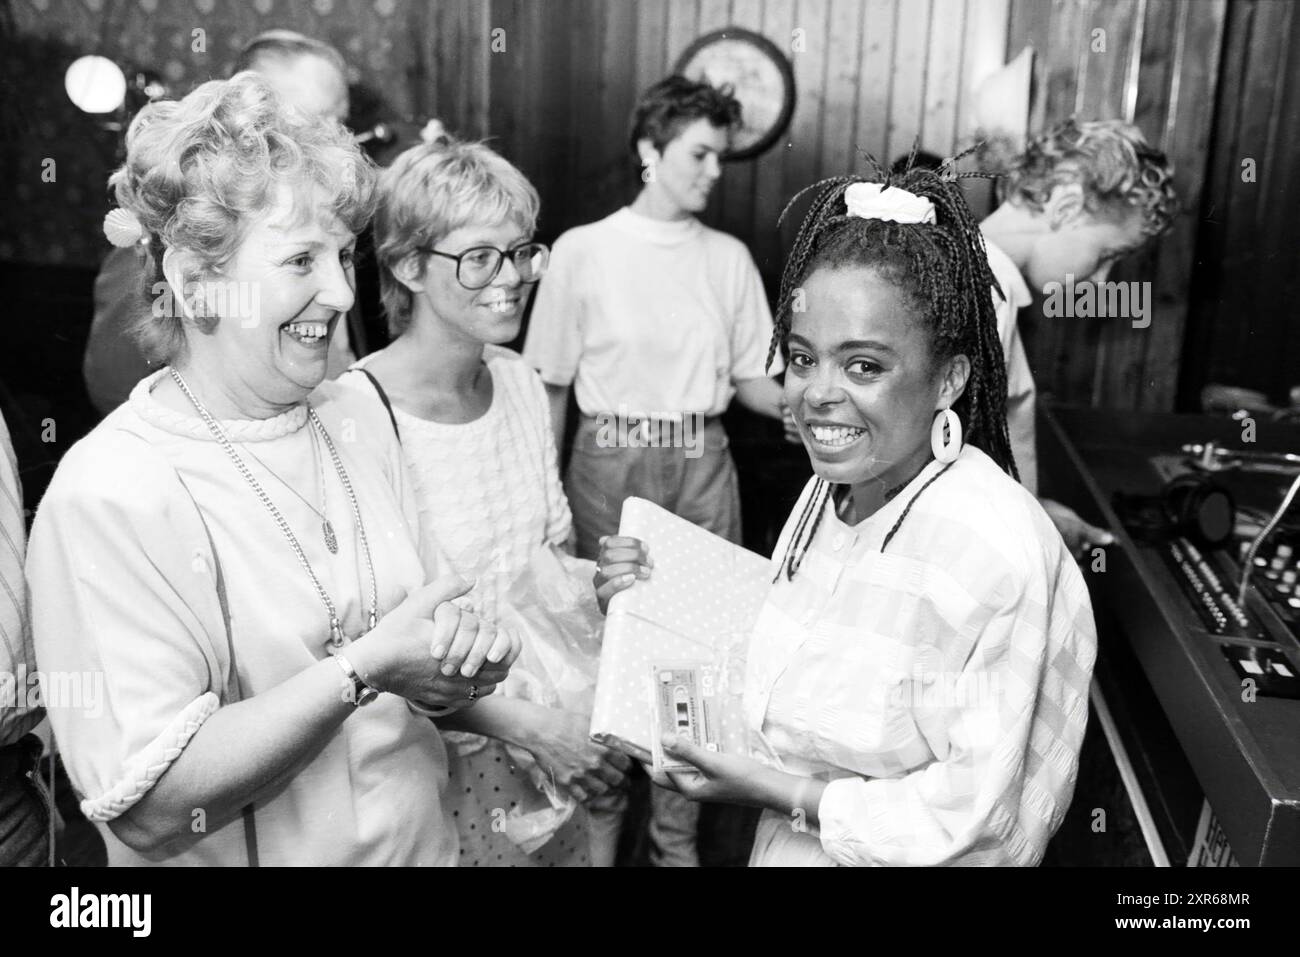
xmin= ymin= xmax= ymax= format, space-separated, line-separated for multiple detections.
xmin=931 ymin=408 xmax=963 ymax=464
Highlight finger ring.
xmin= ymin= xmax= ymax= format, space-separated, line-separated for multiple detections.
xmin=467 ymin=684 xmax=479 ymax=702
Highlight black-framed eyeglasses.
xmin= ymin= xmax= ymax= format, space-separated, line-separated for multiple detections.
xmin=423 ymin=241 xmax=550 ymax=290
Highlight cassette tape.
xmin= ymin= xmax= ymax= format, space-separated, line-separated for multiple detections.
xmin=649 ymin=662 xmax=722 ymax=772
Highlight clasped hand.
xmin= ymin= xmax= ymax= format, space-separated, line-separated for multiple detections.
xmin=349 ymin=577 xmax=521 ymax=710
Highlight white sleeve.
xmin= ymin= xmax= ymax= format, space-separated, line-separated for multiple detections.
xmin=988 ymin=251 xmax=1038 ymax=495
xmin=730 ymin=245 xmax=783 ymax=380
xmin=523 ymin=233 xmax=584 ymax=387
xmin=26 ymin=445 xmax=227 ymax=822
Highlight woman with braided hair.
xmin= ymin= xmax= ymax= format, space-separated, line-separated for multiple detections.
xmin=596 ymin=162 xmax=1097 ymax=865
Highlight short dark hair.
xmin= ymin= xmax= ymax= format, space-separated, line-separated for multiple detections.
xmin=628 ymin=75 xmax=741 ymax=157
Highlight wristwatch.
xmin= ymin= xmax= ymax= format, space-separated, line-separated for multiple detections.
xmin=334 ymin=654 xmax=379 ymax=707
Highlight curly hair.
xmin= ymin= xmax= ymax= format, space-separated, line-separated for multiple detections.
xmin=108 ymin=71 xmax=376 ymax=363
xmin=770 ymin=158 xmax=1017 ymax=580
xmin=627 ymin=75 xmax=741 ymax=157
xmin=1001 ymin=117 xmax=1178 ymax=237
xmin=373 ymin=136 xmax=540 ymax=337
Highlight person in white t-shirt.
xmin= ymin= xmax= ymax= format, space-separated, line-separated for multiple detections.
xmin=523 ymin=76 xmax=787 ymax=866
xmin=980 ymin=118 xmax=1178 ymax=557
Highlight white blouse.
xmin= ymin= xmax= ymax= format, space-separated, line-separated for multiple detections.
xmin=27 ymin=370 xmax=458 ymax=866
xmin=343 ymin=347 xmax=572 ymax=760
xmin=745 ymin=445 xmax=1097 ymax=866
xmin=348 ymin=346 xmax=571 ymax=626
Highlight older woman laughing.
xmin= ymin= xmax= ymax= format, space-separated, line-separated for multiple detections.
xmin=26 ymin=73 xmax=517 ymax=866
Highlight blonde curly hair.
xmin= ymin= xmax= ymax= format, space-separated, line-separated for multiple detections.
xmin=1001 ymin=118 xmax=1177 ymax=238
xmin=109 ymin=71 xmax=376 ymax=362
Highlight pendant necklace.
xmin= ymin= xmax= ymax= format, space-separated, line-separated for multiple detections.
xmin=169 ymin=368 xmax=378 ymax=652
xmin=239 ymin=423 xmax=339 ymax=554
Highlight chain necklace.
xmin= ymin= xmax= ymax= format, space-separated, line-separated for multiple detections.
xmin=240 ymin=424 xmax=338 ymax=554
xmin=169 ymin=368 xmax=378 ymax=653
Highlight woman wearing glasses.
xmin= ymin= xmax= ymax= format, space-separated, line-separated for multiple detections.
xmin=342 ymin=138 xmax=629 ymax=866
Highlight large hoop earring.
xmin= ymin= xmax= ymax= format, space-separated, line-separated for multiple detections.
xmin=931 ymin=408 xmax=962 ymax=464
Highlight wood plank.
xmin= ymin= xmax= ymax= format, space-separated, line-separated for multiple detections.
xmin=465 ymin=0 xmax=492 ymax=139
xmin=597 ymin=0 xmax=640 ymax=215
xmin=753 ymin=0 xmax=800 ymax=281
xmin=721 ymin=0 xmax=766 ymax=246
xmin=1202 ymin=0 xmax=1275 ymax=390
xmin=820 ymin=0 xmax=866 ymax=174
xmin=666 ymin=0 xmax=702 ymax=66
xmin=487 ymin=0 xmax=522 ymax=154
xmin=634 ymin=0 xmax=672 ymax=95
xmin=781 ymin=0 xmax=832 ymax=203
xmin=428 ymin=0 xmax=456 ymax=129
xmin=564 ymin=0 xmax=604 ymax=231
xmin=1076 ymin=0 xmax=1138 ymax=120
xmin=922 ymin=0 xmax=967 ymax=155
xmin=1080 ymin=0 xmax=1145 ymax=408
xmin=1251 ymin=4 xmax=1300 ymax=405
xmin=1092 ymin=0 xmax=1173 ymax=408
xmin=889 ymin=0 xmax=933 ymax=164
xmin=532 ymin=0 xmax=577 ymax=240
xmin=1178 ymin=0 xmax=1250 ymax=405
xmin=1033 ymin=0 xmax=1090 ymax=402
xmin=408 ymin=0 xmax=435 ymax=122
xmin=1137 ymin=0 xmax=1228 ymax=411
xmin=854 ymin=0 xmax=900 ymax=171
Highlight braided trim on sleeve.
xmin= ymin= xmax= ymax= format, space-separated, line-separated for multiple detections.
xmin=79 ymin=691 xmax=221 ymax=822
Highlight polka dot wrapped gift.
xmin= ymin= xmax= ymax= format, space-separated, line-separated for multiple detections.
xmin=590 ymin=498 xmax=773 ymax=764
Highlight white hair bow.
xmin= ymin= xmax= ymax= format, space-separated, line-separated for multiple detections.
xmin=844 ymin=181 xmax=936 ymax=225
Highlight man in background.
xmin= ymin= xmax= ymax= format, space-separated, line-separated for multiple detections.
xmin=82 ymin=30 xmax=360 ymax=415
xmin=979 ymin=117 xmax=1178 ymax=556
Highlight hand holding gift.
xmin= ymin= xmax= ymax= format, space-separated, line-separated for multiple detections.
xmin=593 ymin=534 xmax=653 ymax=614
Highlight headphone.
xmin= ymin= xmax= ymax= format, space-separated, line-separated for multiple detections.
xmin=1113 ymin=473 xmax=1236 ymax=548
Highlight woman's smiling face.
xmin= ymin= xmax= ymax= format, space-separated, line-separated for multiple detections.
xmin=413 ymin=218 xmax=537 ymax=346
xmin=171 ymin=181 xmax=358 ymax=411
xmin=784 ymin=265 xmax=969 ymax=490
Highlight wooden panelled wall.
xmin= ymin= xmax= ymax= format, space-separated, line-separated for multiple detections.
xmin=426 ymin=0 xmax=1230 ymax=412
xmin=1180 ymin=0 xmax=1300 ymax=410
xmin=427 ymin=0 xmax=1012 ymax=282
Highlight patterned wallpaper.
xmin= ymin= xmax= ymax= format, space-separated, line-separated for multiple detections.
xmin=0 ymin=0 xmax=423 ymax=267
